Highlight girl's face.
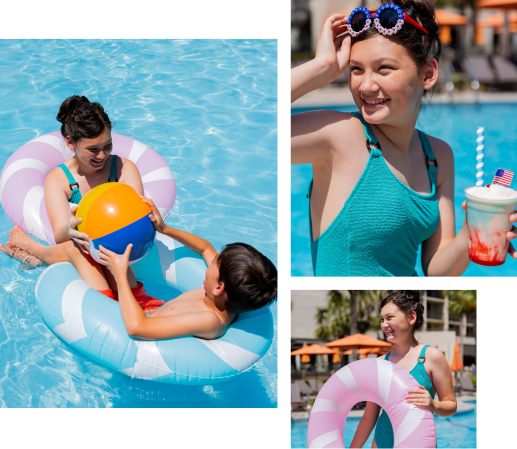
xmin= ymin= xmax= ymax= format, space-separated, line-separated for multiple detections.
xmin=67 ymin=128 xmax=113 ymax=171
xmin=380 ymin=302 xmax=416 ymax=343
xmin=349 ymin=34 xmax=437 ymax=125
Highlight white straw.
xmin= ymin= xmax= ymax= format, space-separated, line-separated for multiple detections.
xmin=476 ymin=127 xmax=484 ymax=186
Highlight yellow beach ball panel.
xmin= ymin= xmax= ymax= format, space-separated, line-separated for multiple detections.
xmin=76 ymin=183 xmax=152 ymax=240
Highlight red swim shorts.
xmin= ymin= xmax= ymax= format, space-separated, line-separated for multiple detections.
xmin=98 ymin=281 xmax=166 ymax=312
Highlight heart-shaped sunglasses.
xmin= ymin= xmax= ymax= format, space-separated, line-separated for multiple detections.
xmin=347 ymin=4 xmax=429 ymax=37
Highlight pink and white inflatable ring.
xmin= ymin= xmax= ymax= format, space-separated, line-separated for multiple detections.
xmin=307 ymin=358 xmax=436 ymax=448
xmin=0 ymin=132 xmax=176 ymax=245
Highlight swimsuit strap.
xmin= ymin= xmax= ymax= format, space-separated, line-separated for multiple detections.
xmin=385 ymin=351 xmax=391 ymax=361
xmin=109 ymin=154 xmax=118 ymax=182
xmin=58 ymin=163 xmax=80 ymax=194
xmin=352 ymin=112 xmax=381 ymax=153
xmin=418 ymin=344 xmax=430 ymax=362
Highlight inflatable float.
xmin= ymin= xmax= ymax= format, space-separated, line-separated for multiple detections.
xmin=307 ymin=358 xmax=436 ymax=448
xmin=2 ymin=132 xmax=275 ymax=385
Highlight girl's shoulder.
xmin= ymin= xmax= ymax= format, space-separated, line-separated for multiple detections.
xmin=422 ymin=345 xmax=446 ymax=363
xmin=293 ymin=109 xmax=365 ymax=135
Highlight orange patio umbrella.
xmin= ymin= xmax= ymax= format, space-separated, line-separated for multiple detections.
xmin=450 ymin=340 xmax=464 ymax=372
xmin=435 ymin=9 xmax=469 ymax=44
xmin=343 ymin=346 xmax=393 ymax=358
xmin=476 ymin=11 xmax=517 ymax=31
xmin=328 ymin=334 xmax=391 ymax=363
xmin=291 ymin=343 xmax=341 ymax=380
xmin=291 ymin=342 xmax=311 ymax=363
xmin=477 ymin=0 xmax=517 ymax=9
xmin=291 ymin=343 xmax=338 ymax=356
xmin=326 ymin=333 xmax=392 ymax=350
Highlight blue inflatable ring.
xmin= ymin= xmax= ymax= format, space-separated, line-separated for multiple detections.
xmin=35 ymin=233 xmax=275 ymax=385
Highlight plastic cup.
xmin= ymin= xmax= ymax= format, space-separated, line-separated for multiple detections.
xmin=464 ymin=186 xmax=517 ymax=266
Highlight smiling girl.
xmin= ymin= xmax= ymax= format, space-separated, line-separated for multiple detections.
xmin=351 ymin=291 xmax=456 ymax=448
xmin=291 ymin=0 xmax=517 ymax=276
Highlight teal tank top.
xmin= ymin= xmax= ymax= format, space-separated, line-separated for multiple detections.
xmin=58 ymin=155 xmax=118 ymax=205
xmin=374 ymin=345 xmax=436 ymax=448
xmin=309 ymin=112 xmax=440 ymax=276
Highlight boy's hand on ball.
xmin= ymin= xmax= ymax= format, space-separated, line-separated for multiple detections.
xmin=98 ymin=244 xmax=132 ymax=277
xmin=140 ymin=196 xmax=165 ymax=232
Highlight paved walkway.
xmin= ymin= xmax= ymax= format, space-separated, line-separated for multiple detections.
xmin=292 ymin=86 xmax=517 ymax=109
xmin=292 ymin=394 xmax=476 ymax=420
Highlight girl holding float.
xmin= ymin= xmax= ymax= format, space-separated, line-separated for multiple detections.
xmin=307 ymin=291 xmax=456 ymax=448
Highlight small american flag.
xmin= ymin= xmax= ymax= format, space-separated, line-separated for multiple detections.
xmin=492 ymin=168 xmax=514 ymax=187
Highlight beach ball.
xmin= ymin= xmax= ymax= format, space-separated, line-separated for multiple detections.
xmin=75 ymin=183 xmax=155 ymax=264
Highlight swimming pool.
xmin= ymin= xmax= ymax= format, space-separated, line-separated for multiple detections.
xmin=292 ymin=102 xmax=517 ymax=276
xmin=291 ymin=405 xmax=477 ymax=448
xmin=0 ymin=39 xmax=277 ymax=407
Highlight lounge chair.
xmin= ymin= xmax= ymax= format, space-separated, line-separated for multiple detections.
xmin=295 ymin=379 xmax=313 ymax=397
xmin=462 ymin=56 xmax=496 ymax=84
xmin=459 ymin=376 xmax=476 ymax=395
xmin=492 ymin=56 xmax=517 ymax=84
xmin=291 ymin=383 xmax=307 ymax=410
xmin=307 ymin=379 xmax=323 ymax=395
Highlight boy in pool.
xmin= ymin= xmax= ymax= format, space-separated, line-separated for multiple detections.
xmin=0 ymin=197 xmax=277 ymax=340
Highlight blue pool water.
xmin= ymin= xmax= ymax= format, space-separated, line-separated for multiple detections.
xmin=0 ymin=40 xmax=277 ymax=407
xmin=291 ymin=406 xmax=477 ymax=448
xmin=292 ymin=103 xmax=517 ymax=276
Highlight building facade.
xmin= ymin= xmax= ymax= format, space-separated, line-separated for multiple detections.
xmin=291 ymin=290 xmax=476 ymax=371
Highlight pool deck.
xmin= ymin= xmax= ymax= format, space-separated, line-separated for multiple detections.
xmin=292 ymin=86 xmax=517 ymax=109
xmin=291 ymin=395 xmax=476 ymax=420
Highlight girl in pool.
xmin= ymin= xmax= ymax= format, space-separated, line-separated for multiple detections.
xmin=291 ymin=0 xmax=517 ymax=276
xmin=350 ymin=290 xmax=456 ymax=448
xmin=1 ymin=96 xmax=159 ymax=309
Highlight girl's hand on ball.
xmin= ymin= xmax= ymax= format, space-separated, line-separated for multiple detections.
xmin=140 ymin=196 xmax=165 ymax=232
xmin=98 ymin=244 xmax=132 ymax=277
xmin=67 ymin=204 xmax=90 ymax=247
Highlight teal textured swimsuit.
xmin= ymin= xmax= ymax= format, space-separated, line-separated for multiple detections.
xmin=59 ymin=155 xmax=118 ymax=204
xmin=309 ymin=112 xmax=440 ymax=276
xmin=374 ymin=345 xmax=435 ymax=448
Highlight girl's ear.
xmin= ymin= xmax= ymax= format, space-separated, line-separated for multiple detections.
xmin=407 ymin=310 xmax=417 ymax=326
xmin=212 ymin=281 xmax=225 ymax=297
xmin=422 ymin=58 xmax=439 ymax=91
xmin=65 ymin=135 xmax=75 ymax=152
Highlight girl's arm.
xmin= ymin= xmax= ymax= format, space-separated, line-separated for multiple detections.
xmin=350 ymin=401 xmax=381 ymax=448
xmin=428 ymin=347 xmax=457 ymax=417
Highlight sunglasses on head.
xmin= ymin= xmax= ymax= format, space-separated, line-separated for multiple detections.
xmin=347 ymin=4 xmax=429 ymax=37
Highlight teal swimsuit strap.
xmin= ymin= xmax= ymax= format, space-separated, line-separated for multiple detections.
xmin=417 ymin=130 xmax=438 ymax=187
xmin=352 ymin=112 xmax=381 ymax=153
xmin=58 ymin=163 xmax=81 ymax=195
xmin=418 ymin=344 xmax=430 ymax=361
xmin=59 ymin=155 xmax=118 ymax=189
xmin=109 ymin=154 xmax=118 ymax=182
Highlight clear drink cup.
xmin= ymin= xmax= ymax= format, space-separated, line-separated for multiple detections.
xmin=464 ymin=185 xmax=517 ymax=266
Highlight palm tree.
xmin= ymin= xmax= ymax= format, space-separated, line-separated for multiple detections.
xmin=315 ymin=290 xmax=391 ymax=362
xmin=444 ymin=290 xmax=477 ymax=360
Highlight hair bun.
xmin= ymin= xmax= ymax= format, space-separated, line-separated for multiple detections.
xmin=56 ymin=95 xmax=90 ymax=124
xmin=401 ymin=290 xmax=420 ymax=301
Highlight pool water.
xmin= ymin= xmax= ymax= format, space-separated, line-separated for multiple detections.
xmin=292 ymin=103 xmax=517 ymax=276
xmin=291 ymin=406 xmax=477 ymax=448
xmin=0 ymin=39 xmax=277 ymax=407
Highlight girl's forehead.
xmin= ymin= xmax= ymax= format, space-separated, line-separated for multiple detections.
xmin=381 ymin=302 xmax=401 ymax=315
xmin=350 ymin=35 xmax=411 ymax=63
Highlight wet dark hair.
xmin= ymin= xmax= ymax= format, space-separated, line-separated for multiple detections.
xmin=216 ymin=243 xmax=277 ymax=314
xmin=57 ymin=95 xmax=112 ymax=143
xmin=380 ymin=290 xmax=424 ymax=331
xmin=352 ymin=0 xmax=441 ymax=70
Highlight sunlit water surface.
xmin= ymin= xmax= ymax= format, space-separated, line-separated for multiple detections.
xmin=0 ymin=39 xmax=277 ymax=407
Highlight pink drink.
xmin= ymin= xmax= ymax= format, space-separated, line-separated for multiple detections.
xmin=465 ymin=185 xmax=517 ymax=266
